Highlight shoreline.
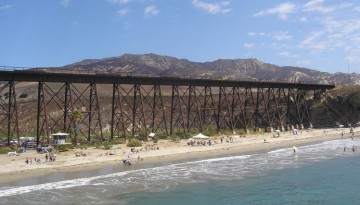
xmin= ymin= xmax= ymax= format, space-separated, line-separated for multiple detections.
xmin=0 ymin=128 xmax=353 ymax=185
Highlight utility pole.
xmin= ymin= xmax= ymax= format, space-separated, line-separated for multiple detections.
xmin=348 ymin=60 xmax=351 ymax=84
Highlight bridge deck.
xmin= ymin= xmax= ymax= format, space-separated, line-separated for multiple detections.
xmin=0 ymin=70 xmax=335 ymax=90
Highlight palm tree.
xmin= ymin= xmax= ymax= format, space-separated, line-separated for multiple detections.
xmin=71 ymin=108 xmax=83 ymax=147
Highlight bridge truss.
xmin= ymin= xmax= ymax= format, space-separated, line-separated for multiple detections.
xmin=0 ymin=70 xmax=334 ymax=145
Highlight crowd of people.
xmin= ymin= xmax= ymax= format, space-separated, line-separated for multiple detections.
xmin=24 ymin=153 xmax=57 ymax=164
xmin=187 ymin=139 xmax=215 ymax=146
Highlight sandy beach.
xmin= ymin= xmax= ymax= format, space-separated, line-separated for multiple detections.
xmin=0 ymin=128 xmax=354 ymax=184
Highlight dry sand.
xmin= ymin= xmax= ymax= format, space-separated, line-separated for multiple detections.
xmin=0 ymin=128 xmax=354 ymax=184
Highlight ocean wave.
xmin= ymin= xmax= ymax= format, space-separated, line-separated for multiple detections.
xmin=1 ymin=138 xmax=359 ymax=198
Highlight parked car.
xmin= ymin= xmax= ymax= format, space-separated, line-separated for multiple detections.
xmin=37 ymin=146 xmax=54 ymax=153
xmin=9 ymin=140 xmax=18 ymax=146
xmin=21 ymin=140 xmax=37 ymax=149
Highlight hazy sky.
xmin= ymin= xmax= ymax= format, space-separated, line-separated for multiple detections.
xmin=1 ymin=0 xmax=360 ymax=73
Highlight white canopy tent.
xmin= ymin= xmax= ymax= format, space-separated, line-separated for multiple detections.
xmin=51 ymin=132 xmax=70 ymax=136
xmin=191 ymin=133 xmax=209 ymax=139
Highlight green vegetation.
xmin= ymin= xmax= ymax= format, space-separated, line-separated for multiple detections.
xmin=347 ymin=91 xmax=360 ymax=110
xmin=169 ymin=134 xmax=181 ymax=142
xmin=203 ymin=124 xmax=218 ymax=136
xmin=108 ymin=138 xmax=126 ymax=145
xmin=173 ymin=131 xmax=188 ymax=139
xmin=78 ymin=145 xmax=88 ymax=150
xmin=152 ymin=136 xmax=159 ymax=143
xmin=71 ymin=108 xmax=83 ymax=146
xmin=19 ymin=93 xmax=28 ymax=98
xmin=102 ymin=141 xmax=112 ymax=150
xmin=0 ymin=146 xmax=19 ymax=154
xmin=188 ymin=128 xmax=199 ymax=135
xmin=127 ymin=138 xmax=142 ymax=147
xmin=53 ymin=144 xmax=74 ymax=151
xmin=155 ymin=134 xmax=168 ymax=140
xmin=95 ymin=142 xmax=101 ymax=149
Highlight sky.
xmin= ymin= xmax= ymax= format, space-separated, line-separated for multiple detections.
xmin=1 ymin=0 xmax=360 ymax=73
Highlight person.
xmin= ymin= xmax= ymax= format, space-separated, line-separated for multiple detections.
xmin=293 ymin=146 xmax=297 ymax=154
xmin=123 ymin=159 xmax=132 ymax=166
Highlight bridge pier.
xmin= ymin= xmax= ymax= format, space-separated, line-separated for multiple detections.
xmin=0 ymin=70 xmax=335 ymax=146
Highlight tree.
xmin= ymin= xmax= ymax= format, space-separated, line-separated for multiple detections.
xmin=71 ymin=108 xmax=83 ymax=147
xmin=347 ymin=91 xmax=360 ymax=110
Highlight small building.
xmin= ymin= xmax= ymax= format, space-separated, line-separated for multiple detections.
xmin=50 ymin=132 xmax=70 ymax=145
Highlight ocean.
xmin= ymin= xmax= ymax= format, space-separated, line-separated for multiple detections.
xmin=1 ymin=137 xmax=360 ymax=205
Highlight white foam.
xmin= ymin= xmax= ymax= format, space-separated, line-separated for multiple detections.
xmin=2 ymin=138 xmax=360 ymax=198
xmin=188 ymin=154 xmax=252 ymax=163
xmin=0 ymin=169 xmax=137 ymax=197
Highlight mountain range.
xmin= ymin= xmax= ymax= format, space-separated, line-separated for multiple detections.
xmin=50 ymin=53 xmax=359 ymax=85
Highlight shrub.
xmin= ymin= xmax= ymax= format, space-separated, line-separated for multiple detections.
xmin=79 ymin=141 xmax=91 ymax=146
xmin=152 ymin=136 xmax=158 ymax=143
xmin=0 ymin=146 xmax=20 ymax=154
xmin=202 ymin=130 xmax=213 ymax=137
xmin=78 ymin=145 xmax=88 ymax=150
xmin=188 ymin=128 xmax=199 ymax=134
xmin=53 ymin=144 xmax=74 ymax=151
xmin=169 ymin=134 xmax=180 ymax=142
xmin=174 ymin=131 xmax=187 ymax=139
xmin=103 ymin=142 xmax=111 ymax=150
xmin=19 ymin=93 xmax=28 ymax=98
xmin=95 ymin=142 xmax=101 ymax=149
xmin=127 ymin=138 xmax=142 ymax=147
xmin=156 ymin=134 xmax=168 ymax=140
xmin=347 ymin=91 xmax=360 ymax=110
xmin=108 ymin=138 xmax=126 ymax=145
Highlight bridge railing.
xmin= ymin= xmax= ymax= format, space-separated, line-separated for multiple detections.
xmin=0 ymin=66 xmax=30 ymax=71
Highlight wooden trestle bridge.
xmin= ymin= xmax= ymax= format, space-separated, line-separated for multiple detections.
xmin=0 ymin=69 xmax=335 ymax=145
